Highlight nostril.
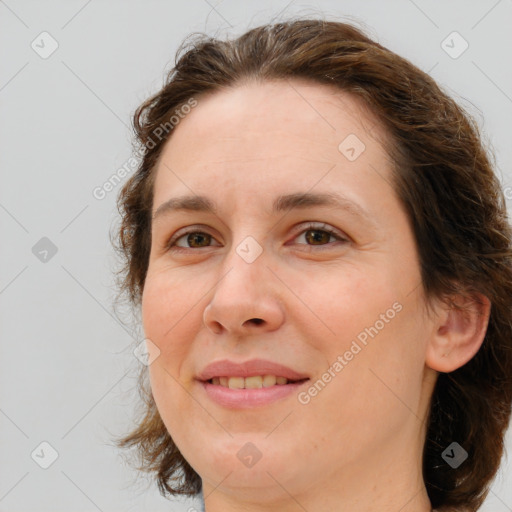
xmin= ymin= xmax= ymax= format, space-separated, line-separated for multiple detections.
xmin=249 ymin=318 xmax=264 ymax=325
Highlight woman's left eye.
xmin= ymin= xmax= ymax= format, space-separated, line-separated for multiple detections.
xmin=165 ymin=222 xmax=348 ymax=252
xmin=291 ymin=223 xmax=349 ymax=248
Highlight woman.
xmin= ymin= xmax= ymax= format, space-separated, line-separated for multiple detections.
xmin=113 ymin=18 xmax=512 ymax=512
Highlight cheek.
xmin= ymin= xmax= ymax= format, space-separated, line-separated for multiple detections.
xmin=303 ymin=265 xmax=401 ymax=350
xmin=301 ymin=305 xmax=426 ymax=448
xmin=303 ymin=262 xmax=425 ymax=401
xmin=142 ymin=277 xmax=167 ymax=338
xmin=142 ymin=267 xmax=201 ymax=332
xmin=141 ymin=274 xmax=201 ymax=435
xmin=141 ymin=271 xmax=200 ymax=376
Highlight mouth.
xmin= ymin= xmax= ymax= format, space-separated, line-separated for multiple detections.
xmin=197 ymin=358 xmax=310 ymax=408
xmin=205 ymin=375 xmax=309 ymax=389
xmin=199 ymin=376 xmax=310 ymax=409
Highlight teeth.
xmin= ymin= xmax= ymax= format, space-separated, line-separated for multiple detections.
xmin=228 ymin=377 xmax=245 ymax=389
xmin=245 ymin=376 xmax=263 ymax=389
xmin=262 ymin=375 xmax=277 ymax=387
xmin=211 ymin=375 xmax=291 ymax=388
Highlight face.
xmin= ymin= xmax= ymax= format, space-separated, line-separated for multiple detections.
xmin=142 ymin=79 xmax=437 ymax=503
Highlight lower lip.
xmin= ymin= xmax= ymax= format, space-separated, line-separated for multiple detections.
xmin=199 ymin=380 xmax=309 ymax=408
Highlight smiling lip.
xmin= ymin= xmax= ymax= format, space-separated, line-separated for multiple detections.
xmin=196 ymin=358 xmax=309 ymax=381
xmin=196 ymin=358 xmax=310 ymax=409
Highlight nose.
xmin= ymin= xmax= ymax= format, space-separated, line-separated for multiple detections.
xmin=202 ymin=252 xmax=285 ymax=336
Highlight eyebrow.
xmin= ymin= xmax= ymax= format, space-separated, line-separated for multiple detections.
xmin=152 ymin=191 xmax=374 ymax=226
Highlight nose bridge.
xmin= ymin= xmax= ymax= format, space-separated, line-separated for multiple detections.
xmin=219 ymin=214 xmax=268 ymax=279
xmin=218 ymin=232 xmax=269 ymax=302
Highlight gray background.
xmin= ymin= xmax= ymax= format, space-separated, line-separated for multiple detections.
xmin=1 ymin=0 xmax=511 ymax=511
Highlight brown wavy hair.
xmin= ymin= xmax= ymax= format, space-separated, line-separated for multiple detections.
xmin=112 ymin=17 xmax=512 ymax=511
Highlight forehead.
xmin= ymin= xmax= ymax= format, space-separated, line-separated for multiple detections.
xmin=163 ymin=78 xmax=385 ymax=159
xmin=152 ymin=79 xmax=394 ymax=209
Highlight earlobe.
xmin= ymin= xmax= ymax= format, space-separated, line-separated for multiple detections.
xmin=425 ymin=292 xmax=491 ymax=373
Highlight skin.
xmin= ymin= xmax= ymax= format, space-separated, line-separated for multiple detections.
xmin=141 ymin=79 xmax=490 ymax=512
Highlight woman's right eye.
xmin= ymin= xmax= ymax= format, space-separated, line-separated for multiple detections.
xmin=166 ymin=229 xmax=220 ymax=251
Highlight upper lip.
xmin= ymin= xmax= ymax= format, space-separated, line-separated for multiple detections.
xmin=197 ymin=358 xmax=309 ymax=382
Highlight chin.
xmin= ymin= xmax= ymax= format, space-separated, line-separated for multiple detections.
xmin=195 ymin=437 xmax=302 ymax=491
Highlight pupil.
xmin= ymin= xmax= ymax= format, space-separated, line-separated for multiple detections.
xmin=306 ymin=230 xmax=328 ymax=245
xmin=189 ymin=233 xmax=209 ymax=247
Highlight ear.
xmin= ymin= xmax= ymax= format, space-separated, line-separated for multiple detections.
xmin=425 ymin=292 xmax=491 ymax=373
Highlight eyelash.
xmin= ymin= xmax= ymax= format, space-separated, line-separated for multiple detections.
xmin=165 ymin=222 xmax=349 ymax=252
